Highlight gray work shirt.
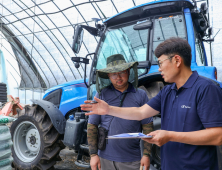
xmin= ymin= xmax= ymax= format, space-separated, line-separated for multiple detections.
xmin=88 ymin=83 xmax=153 ymax=162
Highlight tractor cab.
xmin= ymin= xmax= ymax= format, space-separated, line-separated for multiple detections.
xmin=72 ymin=0 xmax=221 ymax=101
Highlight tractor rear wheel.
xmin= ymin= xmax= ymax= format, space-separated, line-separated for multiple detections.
xmin=10 ymin=104 xmax=64 ymax=170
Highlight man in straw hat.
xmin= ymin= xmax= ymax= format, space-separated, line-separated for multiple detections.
xmin=87 ymin=54 xmax=153 ymax=170
xmin=82 ymin=37 xmax=222 ymax=170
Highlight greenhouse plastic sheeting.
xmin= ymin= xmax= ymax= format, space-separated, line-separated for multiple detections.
xmin=0 ymin=0 xmax=221 ymax=88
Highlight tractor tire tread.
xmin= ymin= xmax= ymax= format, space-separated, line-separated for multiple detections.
xmin=10 ymin=104 xmax=63 ymax=170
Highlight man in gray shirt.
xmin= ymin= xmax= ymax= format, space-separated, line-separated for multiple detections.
xmin=87 ymin=54 xmax=153 ymax=170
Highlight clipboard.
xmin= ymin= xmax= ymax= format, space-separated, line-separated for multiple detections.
xmin=107 ymin=133 xmax=153 ymax=139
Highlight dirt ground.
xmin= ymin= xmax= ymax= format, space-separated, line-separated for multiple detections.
xmin=11 ymin=148 xmax=91 ymax=170
xmin=54 ymin=148 xmax=91 ymax=170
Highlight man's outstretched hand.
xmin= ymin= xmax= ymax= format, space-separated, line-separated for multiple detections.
xmin=81 ymin=97 xmax=109 ymax=116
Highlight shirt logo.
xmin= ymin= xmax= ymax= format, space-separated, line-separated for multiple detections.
xmin=181 ymin=105 xmax=191 ymax=109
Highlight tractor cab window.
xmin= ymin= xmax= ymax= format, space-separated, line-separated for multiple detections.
xmin=152 ymin=14 xmax=186 ymax=62
xmin=95 ymin=23 xmax=149 ymax=74
xmin=194 ymin=27 xmax=205 ymax=66
xmin=88 ymin=22 xmax=150 ymax=100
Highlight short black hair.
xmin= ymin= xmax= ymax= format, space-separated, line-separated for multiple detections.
xmin=154 ymin=37 xmax=192 ymax=67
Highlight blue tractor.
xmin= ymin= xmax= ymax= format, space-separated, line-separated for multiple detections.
xmin=10 ymin=0 xmax=222 ymax=169
xmin=10 ymin=79 xmax=89 ymax=169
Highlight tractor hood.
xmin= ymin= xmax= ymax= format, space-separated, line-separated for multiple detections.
xmin=43 ymin=79 xmax=88 ymax=99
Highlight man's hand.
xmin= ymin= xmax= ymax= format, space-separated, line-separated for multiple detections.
xmin=81 ymin=97 xmax=109 ymax=116
xmin=90 ymin=155 xmax=101 ymax=170
xmin=140 ymin=155 xmax=150 ymax=170
xmin=143 ymin=130 xmax=170 ymax=147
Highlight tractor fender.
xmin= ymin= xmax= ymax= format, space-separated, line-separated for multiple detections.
xmin=31 ymin=99 xmax=66 ymax=134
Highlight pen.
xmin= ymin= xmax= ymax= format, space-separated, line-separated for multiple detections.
xmin=87 ymin=101 xmax=98 ymax=104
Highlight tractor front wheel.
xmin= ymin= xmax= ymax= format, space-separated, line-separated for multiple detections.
xmin=10 ymin=105 xmax=63 ymax=170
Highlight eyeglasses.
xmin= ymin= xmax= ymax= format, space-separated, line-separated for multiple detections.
xmin=157 ymin=55 xmax=174 ymax=68
xmin=108 ymin=70 xmax=128 ymax=79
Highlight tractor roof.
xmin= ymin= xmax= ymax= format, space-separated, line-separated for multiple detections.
xmin=104 ymin=0 xmax=193 ymax=27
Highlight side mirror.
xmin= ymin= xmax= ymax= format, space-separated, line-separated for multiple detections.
xmin=72 ymin=25 xmax=84 ymax=54
xmin=133 ymin=20 xmax=152 ymax=30
xmin=137 ymin=61 xmax=151 ymax=69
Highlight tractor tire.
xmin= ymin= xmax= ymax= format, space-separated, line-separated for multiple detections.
xmin=10 ymin=104 xmax=64 ymax=170
xmin=140 ymin=82 xmax=164 ymax=170
xmin=0 ymin=88 xmax=6 ymax=91
xmin=0 ymin=83 xmax=6 ymax=88
xmin=0 ymin=83 xmax=7 ymax=103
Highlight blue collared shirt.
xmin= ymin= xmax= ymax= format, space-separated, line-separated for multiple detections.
xmin=89 ymin=83 xmax=153 ymax=162
xmin=148 ymin=71 xmax=222 ymax=170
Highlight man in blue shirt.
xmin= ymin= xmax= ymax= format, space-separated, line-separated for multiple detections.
xmin=87 ymin=54 xmax=153 ymax=170
xmin=82 ymin=38 xmax=222 ymax=170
